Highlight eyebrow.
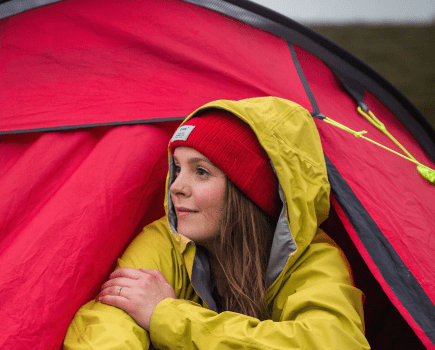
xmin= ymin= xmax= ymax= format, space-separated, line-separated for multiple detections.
xmin=173 ymin=156 xmax=214 ymax=166
xmin=187 ymin=157 xmax=213 ymax=165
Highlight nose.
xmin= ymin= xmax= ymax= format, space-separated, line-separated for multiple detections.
xmin=170 ymin=170 xmax=190 ymax=197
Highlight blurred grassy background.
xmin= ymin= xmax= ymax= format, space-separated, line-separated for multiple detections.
xmin=308 ymin=24 xmax=435 ymax=129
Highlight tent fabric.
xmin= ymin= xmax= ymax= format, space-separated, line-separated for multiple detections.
xmin=0 ymin=0 xmax=310 ymax=133
xmin=186 ymin=0 xmax=435 ymax=162
xmin=0 ymin=122 xmax=180 ymax=349
xmin=1 ymin=0 xmax=434 ymax=349
xmin=326 ymin=156 xmax=435 ymax=346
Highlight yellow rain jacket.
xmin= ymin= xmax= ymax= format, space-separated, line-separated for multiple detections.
xmin=64 ymin=97 xmax=370 ymax=349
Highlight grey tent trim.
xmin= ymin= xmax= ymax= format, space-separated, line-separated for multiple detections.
xmin=0 ymin=0 xmax=61 ymax=19
xmin=0 ymin=117 xmax=186 ymax=135
xmin=325 ymin=154 xmax=435 ymax=347
xmin=287 ymin=42 xmax=322 ymax=118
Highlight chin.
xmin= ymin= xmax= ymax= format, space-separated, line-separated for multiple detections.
xmin=177 ymin=228 xmax=211 ymax=246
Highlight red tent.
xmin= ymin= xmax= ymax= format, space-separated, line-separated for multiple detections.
xmin=1 ymin=0 xmax=434 ymax=349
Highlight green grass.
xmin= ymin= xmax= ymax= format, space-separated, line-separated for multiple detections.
xmin=308 ymin=24 xmax=435 ymax=129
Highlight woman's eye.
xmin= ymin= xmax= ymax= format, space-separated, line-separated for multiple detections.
xmin=196 ymin=167 xmax=209 ymax=176
xmin=173 ymin=165 xmax=180 ymax=177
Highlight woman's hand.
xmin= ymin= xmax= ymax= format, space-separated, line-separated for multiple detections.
xmin=99 ymin=267 xmax=176 ymax=331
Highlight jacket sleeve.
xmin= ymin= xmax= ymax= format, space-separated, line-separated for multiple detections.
xmin=149 ymin=229 xmax=370 ymax=350
xmin=63 ymin=217 xmax=184 ymax=350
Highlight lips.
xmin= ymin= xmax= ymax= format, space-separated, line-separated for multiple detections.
xmin=175 ymin=207 xmax=198 ymax=217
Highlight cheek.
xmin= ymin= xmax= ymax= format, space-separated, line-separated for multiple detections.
xmin=195 ymin=183 xmax=226 ymax=216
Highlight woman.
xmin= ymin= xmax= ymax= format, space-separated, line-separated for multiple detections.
xmin=64 ymin=97 xmax=369 ymax=349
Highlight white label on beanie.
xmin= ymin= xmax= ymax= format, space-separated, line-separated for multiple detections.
xmin=171 ymin=125 xmax=195 ymax=141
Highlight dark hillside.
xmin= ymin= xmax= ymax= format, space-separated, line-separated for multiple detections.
xmin=308 ymin=24 xmax=435 ymax=128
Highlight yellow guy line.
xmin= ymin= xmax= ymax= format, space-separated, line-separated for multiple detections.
xmin=323 ymin=116 xmax=435 ymax=184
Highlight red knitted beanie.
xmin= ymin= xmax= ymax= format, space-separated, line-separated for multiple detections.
xmin=169 ymin=109 xmax=281 ymax=219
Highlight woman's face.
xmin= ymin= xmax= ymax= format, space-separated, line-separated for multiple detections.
xmin=170 ymin=147 xmax=226 ymax=245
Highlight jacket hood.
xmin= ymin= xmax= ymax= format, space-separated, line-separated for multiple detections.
xmin=165 ymin=97 xmax=330 ymax=297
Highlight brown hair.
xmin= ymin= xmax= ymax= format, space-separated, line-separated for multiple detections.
xmin=210 ymin=178 xmax=275 ymax=320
